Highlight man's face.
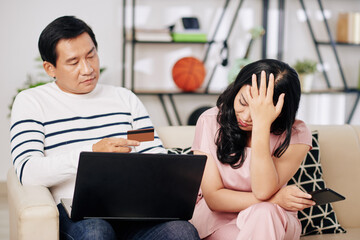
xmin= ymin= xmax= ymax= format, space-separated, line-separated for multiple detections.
xmin=46 ymin=32 xmax=100 ymax=94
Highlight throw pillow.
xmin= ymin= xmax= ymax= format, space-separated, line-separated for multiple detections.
xmin=167 ymin=147 xmax=193 ymax=155
xmin=288 ymin=131 xmax=346 ymax=235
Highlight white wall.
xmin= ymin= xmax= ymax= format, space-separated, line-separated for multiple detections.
xmin=0 ymin=0 xmax=123 ymax=181
xmin=0 ymin=0 xmax=359 ymax=181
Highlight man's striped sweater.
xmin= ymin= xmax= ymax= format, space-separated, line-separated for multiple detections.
xmin=10 ymin=82 xmax=165 ymax=203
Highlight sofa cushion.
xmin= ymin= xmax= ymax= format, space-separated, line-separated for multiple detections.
xmin=288 ymin=131 xmax=346 ymax=236
xmin=167 ymin=147 xmax=193 ymax=155
xmin=301 ymin=228 xmax=360 ymax=239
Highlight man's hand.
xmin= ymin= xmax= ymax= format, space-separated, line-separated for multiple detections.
xmin=270 ymin=185 xmax=315 ymax=211
xmin=92 ymin=138 xmax=140 ymax=153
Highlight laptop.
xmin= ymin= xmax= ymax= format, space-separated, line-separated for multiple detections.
xmin=61 ymin=151 xmax=207 ymax=221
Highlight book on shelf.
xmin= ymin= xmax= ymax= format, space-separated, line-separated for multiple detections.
xmin=170 ymin=17 xmax=208 ymax=42
xmin=126 ymin=28 xmax=172 ymax=42
xmin=337 ymin=12 xmax=360 ymax=44
xmin=171 ymin=30 xmax=207 ymax=42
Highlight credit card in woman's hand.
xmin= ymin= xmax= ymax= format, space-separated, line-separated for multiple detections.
xmin=127 ymin=128 xmax=154 ymax=142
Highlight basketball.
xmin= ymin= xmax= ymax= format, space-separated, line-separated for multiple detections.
xmin=172 ymin=57 xmax=206 ymax=92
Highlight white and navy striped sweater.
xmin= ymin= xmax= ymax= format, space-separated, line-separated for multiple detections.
xmin=10 ymin=82 xmax=166 ymax=203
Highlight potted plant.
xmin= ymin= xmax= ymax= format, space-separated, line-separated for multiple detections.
xmin=293 ymin=59 xmax=317 ymax=92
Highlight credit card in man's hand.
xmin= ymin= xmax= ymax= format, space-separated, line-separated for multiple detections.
xmin=127 ymin=128 xmax=154 ymax=142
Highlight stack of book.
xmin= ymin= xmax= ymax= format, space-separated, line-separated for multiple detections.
xmin=126 ymin=28 xmax=172 ymax=42
xmin=337 ymin=12 xmax=360 ymax=44
xmin=171 ymin=30 xmax=207 ymax=42
xmin=171 ymin=17 xmax=207 ymax=43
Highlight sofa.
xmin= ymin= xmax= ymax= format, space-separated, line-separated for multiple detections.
xmin=7 ymin=124 xmax=360 ymax=240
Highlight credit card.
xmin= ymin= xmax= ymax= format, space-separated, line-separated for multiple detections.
xmin=127 ymin=128 xmax=154 ymax=142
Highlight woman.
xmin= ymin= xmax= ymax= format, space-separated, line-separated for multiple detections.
xmin=190 ymin=59 xmax=315 ymax=240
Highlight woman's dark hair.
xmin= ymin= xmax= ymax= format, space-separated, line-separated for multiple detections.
xmin=38 ymin=16 xmax=97 ymax=67
xmin=216 ymin=59 xmax=301 ymax=168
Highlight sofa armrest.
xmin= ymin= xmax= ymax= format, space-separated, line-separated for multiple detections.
xmin=7 ymin=167 xmax=59 ymax=240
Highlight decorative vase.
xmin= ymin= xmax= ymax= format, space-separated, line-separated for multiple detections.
xmin=299 ymin=73 xmax=314 ymax=92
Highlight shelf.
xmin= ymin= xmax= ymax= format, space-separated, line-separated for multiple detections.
xmin=135 ymin=88 xmax=359 ymax=96
xmin=316 ymin=41 xmax=360 ymax=47
xmin=135 ymin=91 xmax=219 ymax=126
xmin=134 ymin=90 xmax=221 ymax=95
xmin=301 ymin=88 xmax=360 ymax=95
xmin=128 ymin=40 xmax=214 ymax=44
xmin=297 ymin=0 xmax=360 ymax=124
xmin=122 ymin=0 xmax=269 ymax=125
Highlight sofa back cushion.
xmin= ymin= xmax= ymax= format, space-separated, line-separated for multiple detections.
xmin=157 ymin=126 xmax=195 ymax=149
xmin=309 ymin=125 xmax=360 ymax=228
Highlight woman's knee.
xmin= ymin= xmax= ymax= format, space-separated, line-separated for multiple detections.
xmin=238 ymin=202 xmax=284 ymax=224
xmin=251 ymin=202 xmax=279 ymax=213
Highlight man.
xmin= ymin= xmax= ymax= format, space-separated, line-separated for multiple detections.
xmin=10 ymin=16 xmax=200 ymax=240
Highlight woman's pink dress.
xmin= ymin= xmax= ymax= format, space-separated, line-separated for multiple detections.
xmin=190 ymin=107 xmax=312 ymax=240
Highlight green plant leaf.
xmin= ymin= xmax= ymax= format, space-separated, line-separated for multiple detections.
xmin=293 ymin=59 xmax=317 ymax=74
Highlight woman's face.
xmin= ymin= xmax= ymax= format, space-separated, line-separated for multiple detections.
xmin=233 ymin=84 xmax=253 ymax=131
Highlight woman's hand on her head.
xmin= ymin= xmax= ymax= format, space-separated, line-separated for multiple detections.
xmin=92 ymin=138 xmax=140 ymax=152
xmin=270 ymin=185 xmax=315 ymax=211
xmin=245 ymin=70 xmax=285 ymax=127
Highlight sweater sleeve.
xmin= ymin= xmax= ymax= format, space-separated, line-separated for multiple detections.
xmin=121 ymin=89 xmax=166 ymax=154
xmin=10 ymin=91 xmax=92 ymax=187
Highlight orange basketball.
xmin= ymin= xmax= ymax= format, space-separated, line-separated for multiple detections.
xmin=172 ymin=57 xmax=206 ymax=92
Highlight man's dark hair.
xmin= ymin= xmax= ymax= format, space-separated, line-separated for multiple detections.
xmin=38 ymin=16 xmax=98 ymax=67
